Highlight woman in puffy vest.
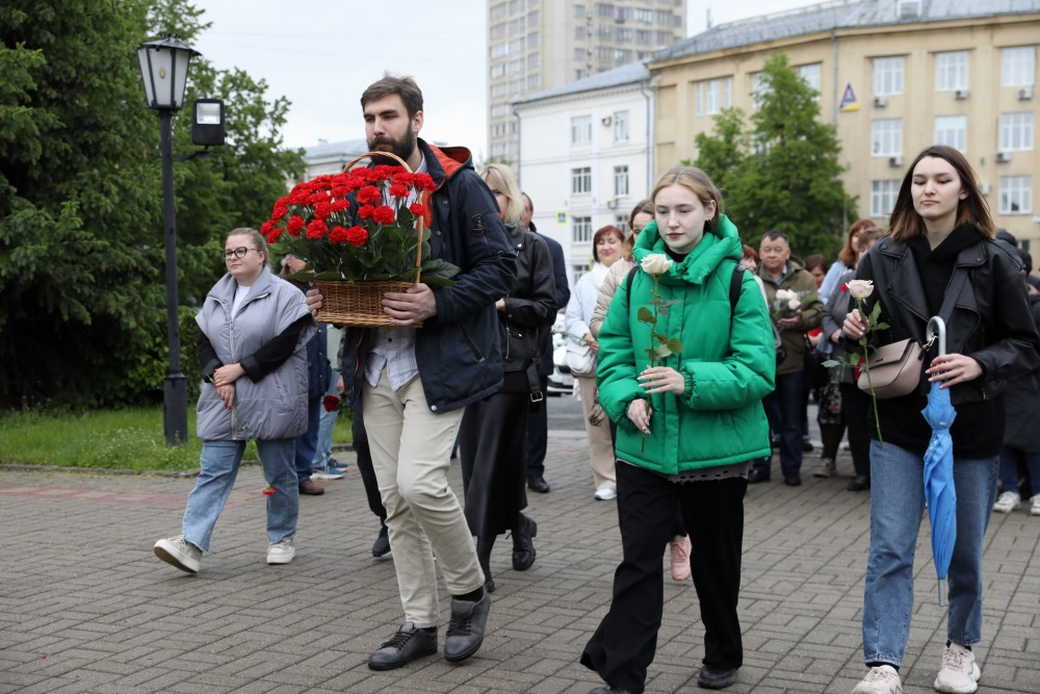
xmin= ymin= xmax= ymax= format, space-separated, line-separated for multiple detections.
xmin=153 ymin=227 xmax=313 ymax=574
xmin=580 ymin=166 xmax=775 ymax=694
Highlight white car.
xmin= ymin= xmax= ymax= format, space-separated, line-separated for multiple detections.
xmin=547 ymin=314 xmax=574 ymax=396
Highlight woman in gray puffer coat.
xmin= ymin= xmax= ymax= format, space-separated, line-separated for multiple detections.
xmin=154 ymin=228 xmax=314 ymax=574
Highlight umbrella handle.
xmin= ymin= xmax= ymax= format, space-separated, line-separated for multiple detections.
xmin=927 ymin=316 xmax=947 ymax=356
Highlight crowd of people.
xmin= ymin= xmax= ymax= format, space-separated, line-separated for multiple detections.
xmin=150 ymin=74 xmax=1040 ymax=694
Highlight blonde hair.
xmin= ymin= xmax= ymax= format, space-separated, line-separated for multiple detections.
xmin=651 ymin=166 xmax=723 ymax=226
xmin=481 ymin=163 xmax=523 ymax=227
xmin=226 ymin=227 xmax=268 ymax=264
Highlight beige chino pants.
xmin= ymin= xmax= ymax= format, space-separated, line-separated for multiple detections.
xmin=577 ymin=376 xmax=616 ymax=492
xmin=362 ymin=369 xmax=485 ymax=627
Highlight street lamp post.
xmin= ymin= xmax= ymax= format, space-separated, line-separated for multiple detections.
xmin=137 ymin=37 xmax=199 ymax=446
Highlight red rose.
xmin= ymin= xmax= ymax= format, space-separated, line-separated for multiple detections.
xmin=306 ymin=219 xmax=328 ymax=239
xmin=372 ymin=205 xmax=396 ymax=225
xmin=345 ymin=225 xmax=368 ymax=247
xmin=409 ymin=202 xmax=426 ymax=217
xmin=261 ymin=486 xmax=276 ymax=496
xmin=314 ymin=201 xmax=332 ymax=220
xmin=839 ymin=284 xmax=848 ymax=292
xmin=322 ymin=394 xmax=341 ymax=412
xmin=357 ymin=205 xmax=374 ymax=220
xmin=330 ymin=199 xmax=350 ymax=213
xmin=357 ymin=185 xmax=382 ymax=205
xmin=271 ymin=203 xmax=288 ymax=220
xmin=389 ymin=183 xmax=409 ymax=198
xmin=286 ymin=215 xmax=305 ymax=236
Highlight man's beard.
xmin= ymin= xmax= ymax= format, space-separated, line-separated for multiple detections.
xmin=368 ymin=131 xmax=416 ymax=163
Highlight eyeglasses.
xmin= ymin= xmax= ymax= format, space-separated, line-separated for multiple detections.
xmin=223 ymin=247 xmax=258 ymax=260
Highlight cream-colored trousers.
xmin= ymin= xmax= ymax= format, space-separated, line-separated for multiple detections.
xmin=577 ymin=376 xmax=616 ymax=491
xmin=362 ymin=369 xmax=484 ymax=627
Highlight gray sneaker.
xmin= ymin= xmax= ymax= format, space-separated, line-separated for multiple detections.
xmin=154 ymin=535 xmax=201 ymax=574
xmin=267 ymin=538 xmax=296 ymax=565
xmin=813 ymin=458 xmax=837 ymax=478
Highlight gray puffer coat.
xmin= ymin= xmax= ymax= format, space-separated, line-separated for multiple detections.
xmin=195 ymin=267 xmax=314 ymax=441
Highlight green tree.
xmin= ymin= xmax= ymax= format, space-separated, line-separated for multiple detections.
xmin=0 ymin=1 xmax=304 ymax=408
xmin=692 ymin=53 xmax=856 ymax=257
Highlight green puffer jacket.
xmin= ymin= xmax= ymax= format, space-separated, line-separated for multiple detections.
xmin=597 ymin=215 xmax=775 ymax=474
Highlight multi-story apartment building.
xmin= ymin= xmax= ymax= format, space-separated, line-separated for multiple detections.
xmin=515 ymin=63 xmax=652 ymax=284
xmin=648 ymin=0 xmax=1040 ymax=254
xmin=488 ymin=0 xmax=685 ymax=165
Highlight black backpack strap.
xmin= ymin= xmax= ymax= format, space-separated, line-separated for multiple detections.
xmin=624 ymin=265 xmax=639 ymax=305
xmin=729 ymin=263 xmax=744 ymax=314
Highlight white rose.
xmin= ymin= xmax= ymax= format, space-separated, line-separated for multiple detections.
xmin=846 ymin=279 xmax=875 ymax=300
xmin=775 ymin=288 xmax=795 ymax=302
xmin=788 ymin=298 xmax=801 ymax=310
xmin=640 ymin=253 xmax=674 ymax=275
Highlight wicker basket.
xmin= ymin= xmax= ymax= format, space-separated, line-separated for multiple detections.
xmin=313 ymin=151 xmax=424 ymax=327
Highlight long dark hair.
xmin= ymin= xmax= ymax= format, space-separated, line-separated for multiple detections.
xmin=888 ymin=145 xmax=994 ymax=242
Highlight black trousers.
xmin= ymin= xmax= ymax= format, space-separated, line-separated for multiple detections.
xmin=525 ymin=375 xmax=549 ymax=478
xmin=840 ymin=383 xmax=871 ymax=478
xmin=352 ymin=411 xmax=386 ymax=524
xmin=581 ymin=462 xmax=746 ymax=694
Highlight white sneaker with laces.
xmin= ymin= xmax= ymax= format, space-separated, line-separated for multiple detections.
xmin=1031 ymin=495 xmax=1040 ymax=516
xmin=933 ymin=643 xmax=981 ymax=694
xmin=153 ymin=535 xmax=202 ymax=574
xmin=594 ymin=486 xmax=617 ymax=501
xmin=851 ymin=665 xmax=902 ymax=694
xmin=267 ymin=538 xmax=296 ymax=565
xmin=311 ymin=470 xmax=344 ymax=480
xmin=992 ymin=491 xmax=1021 ymax=513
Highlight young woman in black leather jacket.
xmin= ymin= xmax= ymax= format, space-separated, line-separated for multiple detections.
xmin=458 ymin=163 xmax=557 ymax=593
xmin=843 ymin=145 xmax=1040 ymax=694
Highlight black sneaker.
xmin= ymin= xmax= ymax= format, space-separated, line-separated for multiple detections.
xmin=527 ymin=475 xmax=551 ymax=493
xmin=368 ymin=622 xmax=437 ymax=670
xmin=747 ymin=468 xmax=771 ymax=484
xmin=512 ymin=514 xmax=537 ymax=571
xmin=444 ymin=590 xmax=491 ymax=662
xmin=697 ymin=665 xmax=738 ymax=689
xmin=372 ymin=524 xmax=391 ymax=558
xmin=590 ymin=687 xmax=633 ymax=694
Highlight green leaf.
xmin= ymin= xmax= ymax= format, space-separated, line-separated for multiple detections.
xmin=422 ymin=275 xmax=457 ymax=287
xmin=644 ymin=349 xmax=658 ymax=361
xmin=868 ymin=302 xmax=882 ymax=323
xmin=873 ymin=321 xmax=890 ymax=331
xmin=651 ymin=332 xmax=668 ymax=344
xmin=312 ymin=271 xmax=344 ymax=281
xmin=637 ymin=307 xmax=657 ymax=324
xmin=283 ymin=270 xmax=316 ymax=282
xmin=667 ymin=338 xmax=683 ymax=354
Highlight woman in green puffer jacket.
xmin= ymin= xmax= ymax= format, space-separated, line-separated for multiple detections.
xmin=580 ymin=167 xmax=775 ymax=694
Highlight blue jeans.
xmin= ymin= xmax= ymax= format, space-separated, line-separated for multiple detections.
xmin=862 ymin=440 xmax=997 ymax=666
xmin=998 ymin=447 xmax=1040 ymax=497
xmin=763 ymin=370 xmax=804 ymax=477
xmin=294 ymin=395 xmax=321 ymax=482
xmin=311 ymin=369 xmax=341 ymax=472
xmin=182 ymin=439 xmax=299 ymax=552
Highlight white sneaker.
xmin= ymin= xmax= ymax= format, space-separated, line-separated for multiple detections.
xmin=1031 ymin=495 xmax=1040 ymax=516
xmin=813 ymin=457 xmax=837 ymax=478
xmin=934 ymin=643 xmax=981 ymax=693
xmin=154 ymin=535 xmax=201 ymax=574
xmin=267 ymin=538 xmax=296 ymax=565
xmin=851 ymin=665 xmax=902 ymax=694
xmin=992 ymin=491 xmax=1021 ymax=513
xmin=311 ymin=470 xmax=344 ymax=480
xmin=594 ymin=486 xmax=617 ymax=501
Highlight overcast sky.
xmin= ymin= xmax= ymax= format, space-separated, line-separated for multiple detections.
xmin=193 ymin=0 xmax=816 ymax=158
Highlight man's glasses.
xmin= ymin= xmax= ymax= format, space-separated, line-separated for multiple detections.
xmin=223 ymin=247 xmax=257 ymax=259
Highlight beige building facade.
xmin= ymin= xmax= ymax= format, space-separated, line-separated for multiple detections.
xmin=488 ymin=0 xmax=685 ymax=164
xmin=647 ymin=0 xmax=1040 ymax=255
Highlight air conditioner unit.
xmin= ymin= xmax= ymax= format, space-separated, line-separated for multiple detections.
xmin=1019 ymin=86 xmax=1034 ymax=101
xmin=888 ymin=155 xmax=903 ymax=167
xmin=601 ymin=115 xmax=612 ymax=126
xmin=873 ymin=95 xmax=888 ymax=108
xmin=606 ymin=198 xmax=619 ymax=209
xmin=996 ymin=151 xmax=1012 ymax=164
xmin=954 ymin=88 xmax=970 ymax=100
xmin=980 ymin=183 xmax=991 ymax=195
xmin=1033 ymin=215 xmax=1040 ymax=224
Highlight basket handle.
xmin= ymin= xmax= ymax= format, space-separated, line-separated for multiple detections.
xmin=341 ymin=150 xmax=424 ymax=284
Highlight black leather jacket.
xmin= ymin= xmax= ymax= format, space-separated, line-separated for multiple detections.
xmin=500 ymin=224 xmax=557 ymax=374
xmin=856 ymin=233 xmax=1040 ymax=406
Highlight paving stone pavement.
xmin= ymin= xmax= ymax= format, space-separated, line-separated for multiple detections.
xmin=2 ymin=430 xmax=1038 ymax=693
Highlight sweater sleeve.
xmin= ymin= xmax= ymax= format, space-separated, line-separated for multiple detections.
xmin=594 ymin=276 xmax=645 ymax=430
xmin=240 ymin=314 xmax=312 ymax=382
xmin=590 ymin=261 xmax=630 ymax=337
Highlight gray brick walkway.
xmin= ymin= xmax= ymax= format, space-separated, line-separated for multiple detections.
xmin=2 ymin=427 xmax=1038 ymax=693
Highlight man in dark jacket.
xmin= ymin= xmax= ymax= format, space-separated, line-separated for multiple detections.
xmin=521 ymin=192 xmax=570 ymax=493
xmin=308 ymin=75 xmax=515 ymax=672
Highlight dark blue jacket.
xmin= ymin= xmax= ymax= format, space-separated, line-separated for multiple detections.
xmin=306 ymin=323 xmax=331 ymax=400
xmin=340 ymin=139 xmax=516 ymax=413
xmin=530 ymin=222 xmax=570 ymax=376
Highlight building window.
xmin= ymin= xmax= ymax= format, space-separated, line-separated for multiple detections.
xmin=572 ymin=216 xmax=593 ymax=243
xmin=935 ymin=50 xmax=969 ymax=91
xmin=871 ymin=180 xmax=899 ymax=218
xmin=575 ymin=25 xmax=586 ymax=40
xmin=571 ymin=116 xmax=592 ymax=146
xmin=527 ymin=73 xmax=540 ymax=89
xmin=571 ymin=167 xmax=592 ymax=195
xmin=1002 ymin=45 xmax=1036 ymax=86
xmin=528 ymin=52 xmax=539 ymax=69
xmin=695 ymin=77 xmax=733 ymax=115
xmin=872 ymin=56 xmax=905 ymax=96
xmin=597 ymin=3 xmax=614 ymax=17
xmin=871 ymin=119 xmax=902 ymax=156
xmin=613 ymin=165 xmax=629 ymax=196
xmin=491 ymin=104 xmax=510 ymax=118
xmin=751 ymin=72 xmax=769 ymax=108
xmin=490 ymin=63 xmax=506 ymax=78
xmin=1000 ymin=112 xmax=1034 ymax=151
xmin=574 ymin=47 xmax=587 ymax=61
xmin=614 ymin=214 xmax=627 ymax=234
xmin=1000 ymin=176 xmax=1032 ymax=214
xmin=934 ymin=115 xmax=967 ymax=153
xmin=613 ymin=110 xmax=629 ymax=142
xmin=575 ymin=68 xmax=588 ymax=80
xmin=797 ymin=63 xmax=822 ymax=95
xmin=575 ymin=3 xmax=585 ymax=17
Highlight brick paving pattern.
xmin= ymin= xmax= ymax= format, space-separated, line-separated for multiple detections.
xmin=2 ymin=428 xmax=1038 ymax=693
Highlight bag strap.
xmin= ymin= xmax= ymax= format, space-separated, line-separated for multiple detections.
xmin=937 ymin=270 xmax=967 ymax=325
xmin=624 ymin=264 xmax=638 ymax=305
